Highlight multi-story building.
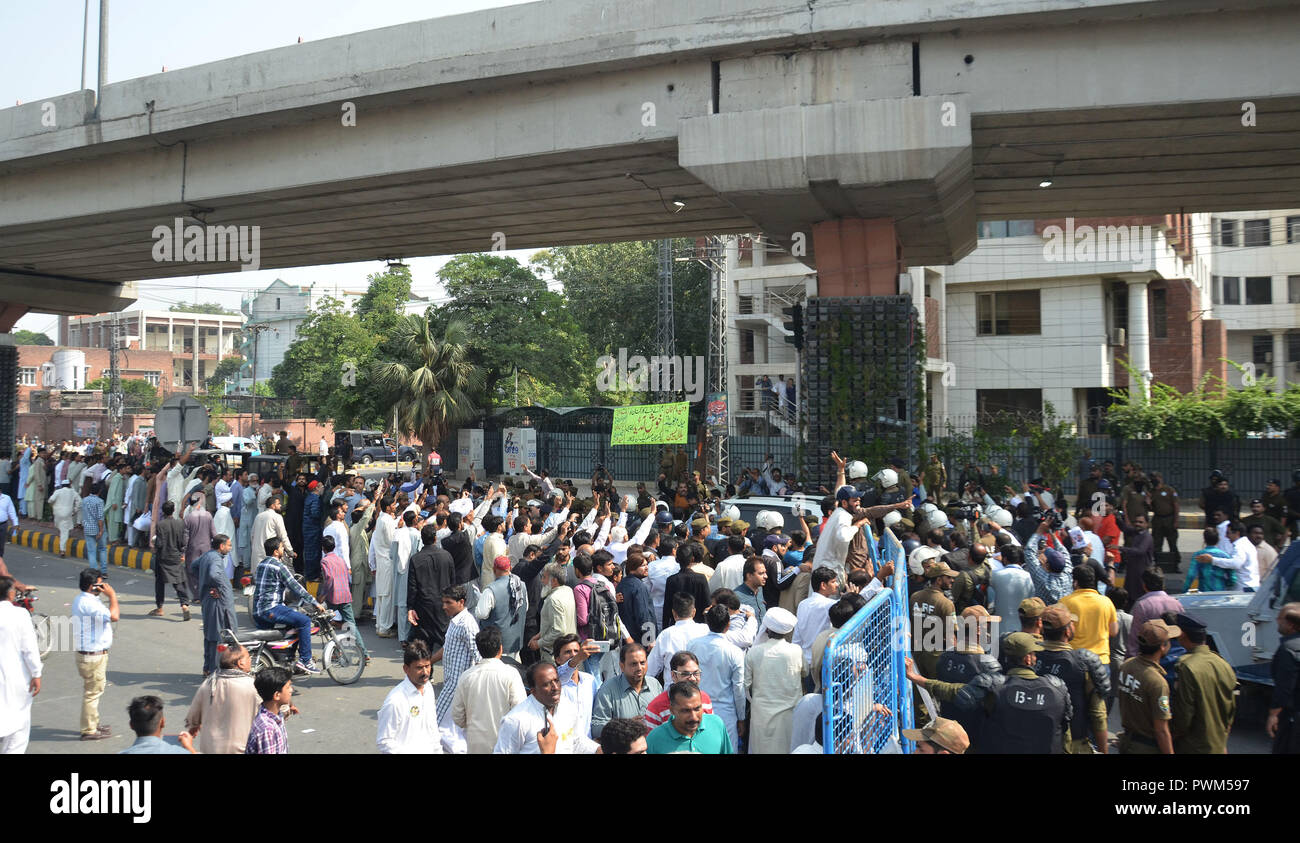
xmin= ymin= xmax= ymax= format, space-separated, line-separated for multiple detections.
xmin=1209 ymin=210 xmax=1300 ymax=388
xmin=934 ymin=214 xmax=1218 ymax=433
xmin=15 ymin=345 xmax=178 ymax=409
xmin=67 ymin=309 xmax=244 ymax=390
xmin=239 ymin=279 xmax=431 ymax=387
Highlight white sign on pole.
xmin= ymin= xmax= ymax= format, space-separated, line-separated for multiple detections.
xmin=518 ymin=427 xmax=537 ymax=471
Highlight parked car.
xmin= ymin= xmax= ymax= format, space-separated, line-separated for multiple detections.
xmin=716 ymin=495 xmax=820 ymax=536
xmin=211 ymin=435 xmax=260 ymax=454
xmin=385 ymin=438 xmax=419 ymax=463
xmin=336 ymin=429 xmax=394 ymax=464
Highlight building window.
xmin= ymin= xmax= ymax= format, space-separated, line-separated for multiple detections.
xmin=126 ymin=371 xmax=162 ymax=387
xmin=976 ymin=290 xmax=1041 ymax=336
xmin=1245 ymin=277 xmax=1273 ymax=305
xmin=977 ymin=220 xmax=1034 ymax=239
xmin=1222 ymin=276 xmax=1240 ymax=305
xmin=1150 ymin=288 xmax=1167 ymax=339
xmin=1288 ymin=216 xmax=1300 ymax=244
xmin=1253 ymin=335 xmax=1274 ymax=365
xmin=275 ymin=297 xmax=281 ymax=310
xmin=1289 ymin=276 xmax=1300 ymax=304
xmin=1211 ymin=276 xmax=1220 ymax=305
xmin=1243 ymin=218 xmax=1271 ymax=247
xmin=1289 ymin=333 xmax=1300 ymax=363
xmin=1218 ymin=219 xmax=1237 ymax=246
xmin=976 ymin=389 xmax=1043 ymax=428
xmin=18 ymin=367 xmax=36 ymax=386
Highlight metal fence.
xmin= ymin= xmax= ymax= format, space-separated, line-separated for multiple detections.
xmin=821 ymin=526 xmax=914 ymax=754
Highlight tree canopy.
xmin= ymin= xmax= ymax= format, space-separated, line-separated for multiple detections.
xmin=13 ymin=329 xmax=53 ymax=346
xmin=169 ymin=302 xmax=235 ymax=315
xmin=85 ymin=377 xmax=160 ymax=412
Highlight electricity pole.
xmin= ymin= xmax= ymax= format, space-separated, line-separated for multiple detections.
xmin=655 ymin=239 xmax=676 ymax=403
xmin=108 ymin=316 xmax=122 ymax=432
xmin=243 ymin=323 xmax=272 ymax=437
xmin=705 ymin=236 xmax=728 ymax=485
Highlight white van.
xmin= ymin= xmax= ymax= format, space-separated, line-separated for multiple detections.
xmin=211 ymin=435 xmax=260 ymax=454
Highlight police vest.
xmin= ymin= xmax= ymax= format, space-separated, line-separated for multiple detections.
xmin=982 ymin=674 xmax=1067 ymax=754
xmin=483 ymin=575 xmax=527 ymax=655
xmin=936 ymin=650 xmax=988 ymax=749
xmin=1035 ymin=648 xmax=1090 ymax=739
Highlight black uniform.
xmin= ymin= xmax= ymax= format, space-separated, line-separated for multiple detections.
xmin=934 ymin=649 xmax=1001 ymax=752
xmin=1200 ymin=486 xmax=1241 ymax=527
xmin=976 ymin=667 xmax=1072 ymax=754
xmin=1036 ymin=642 xmax=1110 ymax=753
xmin=407 ymin=542 xmax=455 ymax=647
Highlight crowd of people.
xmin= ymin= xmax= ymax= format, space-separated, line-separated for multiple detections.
xmin=0 ymin=433 xmax=1298 ymax=755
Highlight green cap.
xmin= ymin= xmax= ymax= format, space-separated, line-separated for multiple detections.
xmin=1002 ymin=631 xmax=1045 ymax=660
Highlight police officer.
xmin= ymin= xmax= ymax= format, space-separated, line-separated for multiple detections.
xmin=914 ymin=632 xmax=1070 ymax=754
xmin=910 ymin=561 xmax=959 ymax=680
xmin=1269 ymin=603 xmax=1300 ymax=753
xmin=1146 ymin=472 xmax=1179 ymax=557
xmin=900 ymin=717 xmax=969 ymax=755
xmin=1116 ymin=618 xmax=1179 ymax=754
xmin=1036 ymin=605 xmax=1111 ymax=754
xmin=906 ymin=606 xmax=1001 ymax=752
xmin=1169 ymin=612 xmax=1236 ymax=754
xmin=1000 ymin=597 xmax=1045 ymax=653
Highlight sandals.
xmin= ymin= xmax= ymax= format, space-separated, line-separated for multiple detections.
xmin=147 ymin=608 xmax=164 ymax=617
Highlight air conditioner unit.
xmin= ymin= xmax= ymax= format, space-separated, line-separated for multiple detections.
xmin=1108 ymin=328 xmax=1126 ymax=347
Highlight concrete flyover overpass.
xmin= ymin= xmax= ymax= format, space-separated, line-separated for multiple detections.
xmin=2 ymin=0 xmax=1300 ymax=320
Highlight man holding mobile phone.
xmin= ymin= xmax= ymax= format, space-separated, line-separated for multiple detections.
xmin=72 ymin=569 xmax=119 ymax=741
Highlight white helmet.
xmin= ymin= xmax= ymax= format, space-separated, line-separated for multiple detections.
xmin=846 ymin=460 xmax=870 ymax=481
xmin=623 ymin=494 xmax=638 ymax=512
xmin=919 ymin=502 xmax=938 ymax=516
xmin=873 ymin=468 xmax=899 ymax=489
xmin=755 ymin=510 xmax=784 ymax=530
xmin=723 ymin=505 xmax=740 ymax=522
xmin=992 ymin=508 xmax=1013 ymax=527
xmin=925 ymin=511 xmax=949 ymax=532
xmin=883 ymin=510 xmax=903 ymax=528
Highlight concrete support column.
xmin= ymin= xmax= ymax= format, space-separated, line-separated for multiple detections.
xmin=1126 ymin=277 xmax=1151 ymax=397
xmin=0 ymin=336 xmax=16 ymax=451
xmin=1271 ymin=329 xmax=1287 ymax=389
xmin=812 ymin=219 xmax=903 ymax=297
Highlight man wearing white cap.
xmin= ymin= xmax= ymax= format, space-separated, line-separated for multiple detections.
xmin=213 ymin=491 xmax=239 ymax=581
xmin=744 ymin=606 xmax=805 ymax=754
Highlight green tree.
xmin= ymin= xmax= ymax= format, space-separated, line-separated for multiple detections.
xmin=535 ymin=238 xmax=711 ymax=361
xmin=372 ymin=317 xmax=483 ymax=457
xmin=428 ymin=254 xmax=590 ymax=406
xmin=206 ymin=355 xmax=244 ymax=391
xmin=12 ymin=329 xmax=53 ymax=346
xmin=169 ymin=302 xmax=234 ymax=315
xmin=270 ymin=296 xmax=383 ymax=427
xmin=253 ymin=381 xmax=274 ymax=398
xmin=355 ymin=264 xmax=414 ymax=338
xmin=85 ymin=377 xmax=160 ymax=412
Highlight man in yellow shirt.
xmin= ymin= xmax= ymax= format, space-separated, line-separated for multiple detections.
xmin=1060 ymin=564 xmax=1119 ymax=665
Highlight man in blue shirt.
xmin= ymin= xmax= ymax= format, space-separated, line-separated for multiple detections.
xmin=119 ymin=696 xmax=195 ymax=754
xmin=252 ymin=537 xmax=326 ymax=674
xmin=646 ymin=681 xmax=732 ymax=754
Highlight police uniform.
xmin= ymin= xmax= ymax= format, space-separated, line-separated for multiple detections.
xmin=929 ymin=646 xmax=1000 ymax=752
xmin=1116 ymin=619 xmax=1180 ymax=754
xmin=1036 ymin=606 xmax=1110 ymax=754
xmin=1170 ymin=613 xmax=1237 ymax=754
xmin=1148 ymin=483 xmax=1179 ymax=555
xmin=910 ymin=562 xmax=958 ymax=679
xmin=947 ymin=633 xmax=1071 ymax=754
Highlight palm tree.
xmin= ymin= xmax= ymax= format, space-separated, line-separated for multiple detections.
xmin=372 ymin=316 xmax=483 ymax=462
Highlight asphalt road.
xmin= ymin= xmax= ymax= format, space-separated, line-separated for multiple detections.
xmin=5 ymin=541 xmax=430 ymax=755
xmin=3 ymin=525 xmax=1276 ymax=754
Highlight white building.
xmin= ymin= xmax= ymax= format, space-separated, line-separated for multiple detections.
xmin=1209 ymin=210 xmax=1300 ymax=388
xmin=239 ymin=279 xmax=431 ymax=388
xmin=934 ymin=215 xmax=1215 ymax=432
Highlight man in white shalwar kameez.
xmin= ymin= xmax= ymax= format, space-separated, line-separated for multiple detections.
xmin=213 ymin=492 xmax=239 ymax=581
xmin=0 ymin=578 xmax=43 ymax=754
xmin=743 ymin=607 xmax=806 ymax=755
xmin=390 ymin=512 xmax=421 ymax=643
xmin=238 ymin=475 xmax=259 ymax=567
xmin=369 ymin=499 xmax=399 ymax=637
xmin=48 ymin=481 xmax=80 ymax=557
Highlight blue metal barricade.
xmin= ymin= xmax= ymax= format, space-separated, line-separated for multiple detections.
xmin=821 ymin=525 xmax=914 ymax=753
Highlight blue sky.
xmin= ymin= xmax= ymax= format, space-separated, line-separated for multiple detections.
xmin=1 ymin=0 xmax=536 ymax=339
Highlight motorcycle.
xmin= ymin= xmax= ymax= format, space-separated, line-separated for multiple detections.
xmin=16 ymin=588 xmax=52 ymax=659
xmin=224 ymin=601 xmax=366 ymax=685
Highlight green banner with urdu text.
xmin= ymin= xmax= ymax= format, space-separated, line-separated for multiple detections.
xmin=610 ymin=402 xmax=690 ymax=445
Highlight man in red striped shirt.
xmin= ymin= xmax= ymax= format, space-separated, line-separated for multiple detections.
xmin=644 ymin=650 xmax=714 ymax=729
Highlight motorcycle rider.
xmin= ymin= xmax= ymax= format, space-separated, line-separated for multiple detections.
xmin=252 ymin=536 xmax=327 ymax=675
